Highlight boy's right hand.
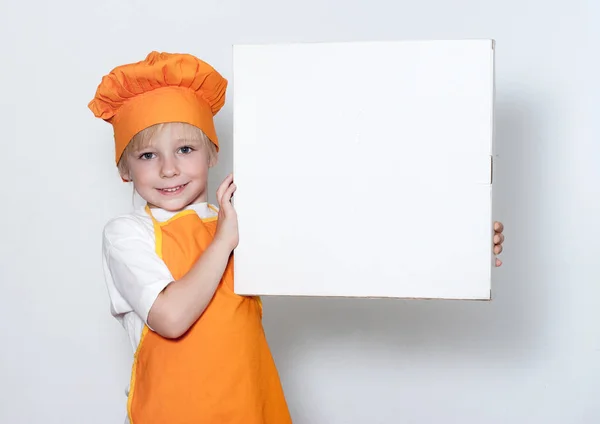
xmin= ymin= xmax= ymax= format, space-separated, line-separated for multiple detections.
xmin=214 ymin=174 xmax=239 ymax=252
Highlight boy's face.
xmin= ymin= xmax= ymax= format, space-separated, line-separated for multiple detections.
xmin=121 ymin=124 xmax=216 ymax=211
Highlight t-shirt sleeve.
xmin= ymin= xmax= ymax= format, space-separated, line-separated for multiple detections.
xmin=102 ymin=215 xmax=174 ymax=325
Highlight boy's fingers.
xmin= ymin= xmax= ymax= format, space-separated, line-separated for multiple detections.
xmin=494 ymin=221 xmax=504 ymax=232
xmin=216 ymin=174 xmax=234 ymax=205
xmin=226 ymin=183 xmax=236 ymax=200
xmin=216 ymin=183 xmax=226 ymax=205
xmin=222 ymin=184 xmax=237 ymax=210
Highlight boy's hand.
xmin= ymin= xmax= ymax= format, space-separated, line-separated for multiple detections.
xmin=214 ymin=174 xmax=239 ymax=252
xmin=493 ymin=221 xmax=504 ymax=267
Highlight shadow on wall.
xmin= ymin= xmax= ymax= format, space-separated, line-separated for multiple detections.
xmin=260 ymin=93 xmax=551 ymax=371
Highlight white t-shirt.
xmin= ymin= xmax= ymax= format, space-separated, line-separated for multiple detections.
xmin=102 ymin=202 xmax=218 ymax=353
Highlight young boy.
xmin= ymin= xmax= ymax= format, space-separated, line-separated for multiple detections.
xmin=89 ymin=51 xmax=292 ymax=423
xmin=90 ymin=51 xmax=505 ymax=424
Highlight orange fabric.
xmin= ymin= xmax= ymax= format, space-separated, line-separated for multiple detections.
xmin=88 ymin=51 xmax=227 ymax=164
xmin=127 ymin=207 xmax=292 ymax=423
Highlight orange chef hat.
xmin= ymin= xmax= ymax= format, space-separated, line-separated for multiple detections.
xmin=88 ymin=51 xmax=228 ymax=165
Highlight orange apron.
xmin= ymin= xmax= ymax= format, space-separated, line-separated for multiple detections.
xmin=127 ymin=206 xmax=292 ymax=423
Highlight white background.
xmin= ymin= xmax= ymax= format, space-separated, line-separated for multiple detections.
xmin=0 ymin=0 xmax=598 ymax=423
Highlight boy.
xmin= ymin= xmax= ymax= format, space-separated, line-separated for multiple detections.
xmin=89 ymin=51 xmax=292 ymax=424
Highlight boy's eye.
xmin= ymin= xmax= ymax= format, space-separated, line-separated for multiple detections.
xmin=179 ymin=146 xmax=194 ymax=154
xmin=139 ymin=152 xmax=155 ymax=160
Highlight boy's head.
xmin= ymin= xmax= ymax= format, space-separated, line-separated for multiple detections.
xmin=118 ymin=122 xmax=218 ymax=211
xmin=88 ymin=51 xmax=227 ymax=210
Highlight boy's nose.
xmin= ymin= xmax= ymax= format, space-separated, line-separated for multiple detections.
xmin=160 ymin=157 xmax=179 ymax=178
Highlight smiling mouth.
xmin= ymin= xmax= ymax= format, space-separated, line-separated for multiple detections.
xmin=157 ymin=183 xmax=189 ymax=195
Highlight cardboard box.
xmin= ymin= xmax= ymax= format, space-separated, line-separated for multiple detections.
xmin=232 ymin=39 xmax=495 ymax=300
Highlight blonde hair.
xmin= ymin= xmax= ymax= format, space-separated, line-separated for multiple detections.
xmin=117 ymin=122 xmax=218 ymax=176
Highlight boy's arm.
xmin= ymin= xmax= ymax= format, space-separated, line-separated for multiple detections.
xmin=147 ymin=238 xmax=233 ymax=338
xmin=147 ymin=174 xmax=238 ymax=339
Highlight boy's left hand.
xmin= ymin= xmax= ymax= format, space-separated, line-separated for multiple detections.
xmin=493 ymin=221 xmax=504 ymax=267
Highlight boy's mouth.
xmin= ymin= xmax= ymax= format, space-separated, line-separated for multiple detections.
xmin=157 ymin=183 xmax=189 ymax=195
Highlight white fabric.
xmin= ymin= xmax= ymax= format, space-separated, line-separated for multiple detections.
xmin=102 ymin=202 xmax=218 ymax=352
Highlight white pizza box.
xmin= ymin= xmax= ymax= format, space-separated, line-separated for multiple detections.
xmin=231 ymin=39 xmax=495 ymax=300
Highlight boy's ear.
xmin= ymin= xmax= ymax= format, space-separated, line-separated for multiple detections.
xmin=117 ymin=156 xmax=132 ymax=182
xmin=119 ymin=168 xmax=132 ymax=182
xmin=209 ymin=151 xmax=219 ymax=168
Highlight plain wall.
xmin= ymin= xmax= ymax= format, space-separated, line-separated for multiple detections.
xmin=0 ymin=0 xmax=598 ymax=423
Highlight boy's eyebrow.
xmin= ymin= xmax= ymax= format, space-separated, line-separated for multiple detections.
xmin=176 ymin=137 xmax=202 ymax=143
xmin=130 ymin=146 xmax=152 ymax=154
